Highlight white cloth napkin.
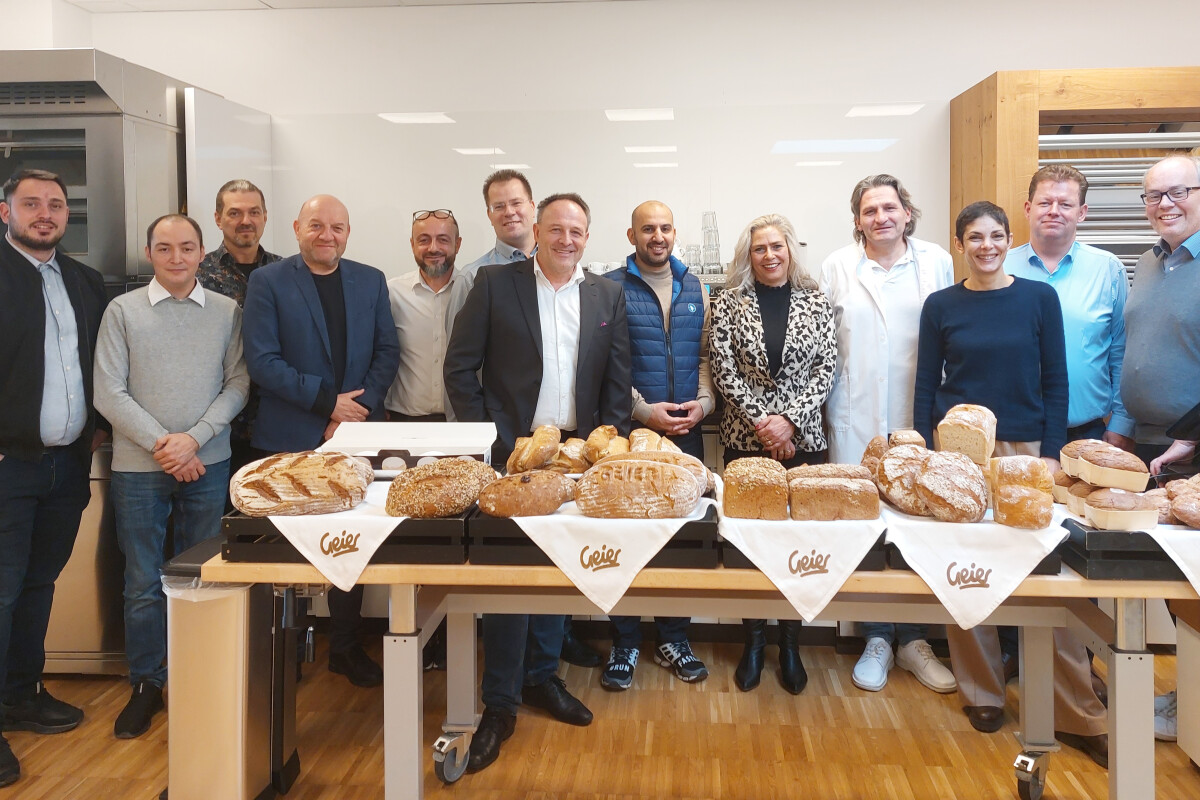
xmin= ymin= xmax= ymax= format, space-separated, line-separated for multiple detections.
xmin=267 ymin=482 xmax=402 ymax=591
xmin=1145 ymin=524 xmax=1200 ymax=597
xmin=510 ymin=499 xmax=717 ymax=613
xmin=718 ymin=515 xmax=885 ymax=621
xmin=882 ymin=505 xmax=1070 ymax=629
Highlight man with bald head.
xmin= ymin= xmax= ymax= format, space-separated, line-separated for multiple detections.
xmin=597 ymin=200 xmax=713 ymax=690
xmin=244 ymin=194 xmax=400 ymax=687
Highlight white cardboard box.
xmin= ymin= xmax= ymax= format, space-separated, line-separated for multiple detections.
xmin=319 ymin=421 xmax=497 ymax=465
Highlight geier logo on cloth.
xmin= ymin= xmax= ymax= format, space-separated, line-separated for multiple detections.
xmin=946 ymin=561 xmax=991 ymax=589
xmin=580 ymin=544 xmax=621 ymax=572
xmin=320 ymin=530 xmax=361 ymax=558
xmin=788 ymin=549 xmax=830 ymax=578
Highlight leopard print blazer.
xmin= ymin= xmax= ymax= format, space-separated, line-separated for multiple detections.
xmin=709 ymin=284 xmax=836 ymax=452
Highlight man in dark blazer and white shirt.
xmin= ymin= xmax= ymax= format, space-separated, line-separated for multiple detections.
xmin=243 ymin=194 xmax=400 ymax=688
xmin=0 ymin=169 xmax=109 ymax=788
xmin=445 ymin=192 xmax=632 ymax=773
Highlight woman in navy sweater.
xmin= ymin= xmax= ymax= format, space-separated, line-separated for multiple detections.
xmin=911 ymin=202 xmax=1107 ymax=765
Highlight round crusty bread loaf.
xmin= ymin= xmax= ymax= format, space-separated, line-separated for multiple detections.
xmin=994 ymin=485 xmax=1053 ymax=529
xmin=875 ymin=444 xmax=933 ymax=516
xmin=591 ymin=450 xmax=710 ymax=495
xmin=862 ymin=435 xmax=889 ymax=464
xmin=385 ymin=458 xmax=497 ymax=518
xmin=577 ymin=459 xmax=700 ymax=518
xmin=1173 ymin=493 xmax=1200 ymax=528
xmin=231 ymin=451 xmax=376 ymax=517
xmin=478 ymin=470 xmax=575 ymax=517
xmin=1166 ymin=478 xmax=1200 ymax=501
xmin=915 ymin=451 xmax=988 ymax=523
xmin=1144 ymin=488 xmax=1177 ymax=525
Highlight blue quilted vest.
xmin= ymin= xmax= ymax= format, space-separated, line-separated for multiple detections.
xmin=607 ymin=255 xmax=704 ymax=404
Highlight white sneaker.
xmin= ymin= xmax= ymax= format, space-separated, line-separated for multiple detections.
xmin=896 ymin=639 xmax=957 ymax=693
xmin=1155 ymin=691 xmax=1177 ymax=742
xmin=852 ymin=637 xmax=894 ymax=692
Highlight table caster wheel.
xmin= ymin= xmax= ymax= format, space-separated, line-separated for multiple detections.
xmin=1014 ymin=750 xmax=1046 ymax=800
xmin=433 ymin=732 xmax=469 ymax=784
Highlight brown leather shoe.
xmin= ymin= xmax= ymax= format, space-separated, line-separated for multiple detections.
xmin=1090 ymin=668 xmax=1108 ymax=708
xmin=1058 ymin=731 xmax=1108 ymax=769
xmin=1002 ymin=651 xmax=1019 ymax=684
xmin=965 ymin=705 xmax=1004 ymax=733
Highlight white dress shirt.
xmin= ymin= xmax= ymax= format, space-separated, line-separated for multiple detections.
xmin=384 ymin=268 xmax=472 ymax=417
xmin=147 ymin=276 xmax=206 ymax=307
xmin=531 ymin=261 xmax=586 ymax=430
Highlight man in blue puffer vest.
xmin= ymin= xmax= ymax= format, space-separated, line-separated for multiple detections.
xmin=600 ymin=200 xmax=715 ymax=690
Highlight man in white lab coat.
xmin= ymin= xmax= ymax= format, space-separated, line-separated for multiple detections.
xmin=819 ymin=174 xmax=956 ymax=696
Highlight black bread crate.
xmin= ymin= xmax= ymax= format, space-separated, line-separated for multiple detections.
xmin=1058 ymin=518 xmax=1185 ymax=581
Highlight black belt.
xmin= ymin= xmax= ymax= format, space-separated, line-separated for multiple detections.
xmin=386 ymin=411 xmax=448 ymax=423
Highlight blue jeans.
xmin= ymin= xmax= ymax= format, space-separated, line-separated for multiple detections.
xmin=861 ymin=622 xmax=928 ymax=647
xmin=609 ymin=616 xmax=690 ymax=648
xmin=480 ymin=614 xmax=565 ymax=715
xmin=111 ymin=460 xmax=229 ymax=687
xmin=0 ymin=447 xmax=91 ymax=702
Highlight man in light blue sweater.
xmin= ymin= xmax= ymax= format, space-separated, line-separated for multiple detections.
xmin=94 ymin=214 xmax=248 ymax=739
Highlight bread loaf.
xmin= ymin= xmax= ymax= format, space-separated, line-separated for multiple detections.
xmin=629 ymin=428 xmax=661 ymax=452
xmin=788 ymin=477 xmax=879 ymax=521
xmin=1166 ymin=478 xmax=1200 ymax=501
xmin=936 ymin=404 xmax=996 ymax=465
xmin=506 ymin=437 xmax=532 ymax=475
xmin=915 ymin=451 xmax=988 ymax=523
xmin=547 ymin=438 xmax=589 ymax=474
xmin=986 ymin=455 xmax=1054 ymax=496
xmin=862 ymin=435 xmax=889 ymax=464
xmin=518 ymin=425 xmax=561 ymax=472
xmin=477 ymin=470 xmax=575 ymax=517
xmin=994 ymin=485 xmax=1053 ymax=529
xmin=875 ymin=444 xmax=933 ymax=516
xmin=583 ymin=425 xmax=619 ymax=463
xmin=1172 ymin=493 xmax=1200 ymax=529
xmin=657 ymin=436 xmax=683 ymax=454
xmin=591 ymin=450 xmax=710 ymax=495
xmin=1051 ymin=470 xmax=1077 ymax=505
xmin=385 ymin=458 xmax=497 ymax=518
xmin=576 ymin=459 xmax=700 ymax=518
xmin=722 ymin=457 xmax=788 ymax=520
xmin=889 ymin=430 xmax=926 ymax=449
xmin=1144 ymin=488 xmax=1177 ymax=525
xmin=1066 ymin=480 xmax=1098 ymax=516
xmin=1059 ymin=439 xmax=1114 ymax=477
xmin=1084 ymin=488 xmax=1159 ymax=531
xmin=231 ymin=451 xmax=375 ymax=517
xmin=1076 ymin=447 xmax=1150 ymax=492
xmin=787 ymin=463 xmax=873 ymax=482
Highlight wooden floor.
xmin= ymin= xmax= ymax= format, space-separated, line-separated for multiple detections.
xmin=4 ymin=639 xmax=1198 ymax=800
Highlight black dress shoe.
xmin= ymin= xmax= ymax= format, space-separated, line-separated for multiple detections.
xmin=329 ymin=644 xmax=383 ymax=688
xmin=2 ymin=681 xmax=83 ymax=734
xmin=965 ymin=705 xmax=1005 ymax=733
xmin=423 ymin=621 xmax=447 ymax=672
xmin=735 ymin=619 xmax=766 ymax=691
xmin=0 ymin=735 xmax=19 ymax=789
xmin=466 ymin=707 xmax=516 ymax=773
xmin=1057 ymin=731 xmax=1108 ymax=769
xmin=522 ymin=676 xmax=593 ymax=726
xmin=560 ymin=632 xmax=603 ymax=668
xmin=777 ymin=620 xmax=808 ymax=695
xmin=114 ymin=681 xmax=164 ymax=740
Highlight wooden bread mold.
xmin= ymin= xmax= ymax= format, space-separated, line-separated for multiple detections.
xmin=787 ymin=477 xmax=880 ymax=521
xmin=1058 ymin=439 xmax=1113 ymax=478
xmin=230 ymin=450 xmax=375 ymax=517
xmin=722 ymin=457 xmax=788 ymax=520
xmin=1083 ymin=488 xmax=1159 ymax=531
xmin=935 ymin=404 xmax=996 ymax=465
xmin=1051 ymin=470 xmax=1076 ymax=504
xmin=874 ymin=444 xmax=933 ymax=516
xmin=914 ymin=451 xmax=988 ymax=523
xmin=1075 ymin=448 xmax=1150 ymax=492
xmin=385 ymin=458 xmax=497 ymax=518
xmin=477 ymin=470 xmax=576 ymax=517
xmin=576 ymin=459 xmax=701 ymax=518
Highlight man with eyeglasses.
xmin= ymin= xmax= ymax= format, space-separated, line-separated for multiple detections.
xmin=1122 ymin=155 xmax=1200 ymax=745
xmin=461 ymin=169 xmax=537 ymax=279
xmin=243 ymin=194 xmax=399 ymax=689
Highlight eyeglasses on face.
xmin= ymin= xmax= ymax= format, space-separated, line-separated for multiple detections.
xmin=413 ymin=209 xmax=455 ymax=221
xmin=1140 ymin=186 xmax=1200 ymax=206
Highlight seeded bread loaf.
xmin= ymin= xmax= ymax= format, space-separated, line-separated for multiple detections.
xmin=576 ymin=459 xmax=701 ymax=518
xmin=787 ymin=477 xmax=880 ymax=521
xmin=722 ymin=457 xmax=788 ymax=520
xmin=231 ymin=451 xmax=375 ymax=517
xmin=915 ymin=451 xmax=988 ymax=523
xmin=385 ymin=458 xmax=496 ymax=518
xmin=936 ymin=404 xmax=997 ymax=465
xmin=478 ymin=470 xmax=576 ymax=517
xmin=875 ymin=444 xmax=933 ymax=516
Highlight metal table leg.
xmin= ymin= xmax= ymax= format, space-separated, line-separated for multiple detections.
xmin=384 ymin=585 xmax=424 ymax=800
xmin=1015 ymin=625 xmax=1058 ymax=799
xmin=1109 ymin=597 xmax=1155 ymax=799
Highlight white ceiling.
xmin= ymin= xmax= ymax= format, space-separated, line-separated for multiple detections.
xmin=65 ymin=0 xmax=626 ymax=11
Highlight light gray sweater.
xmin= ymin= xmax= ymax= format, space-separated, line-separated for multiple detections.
xmin=94 ymin=284 xmax=249 ymax=472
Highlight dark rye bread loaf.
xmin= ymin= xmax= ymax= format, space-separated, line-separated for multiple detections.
xmin=231 ymin=451 xmax=375 ymax=517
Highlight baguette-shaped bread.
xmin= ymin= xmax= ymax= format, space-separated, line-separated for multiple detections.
xmin=915 ymin=451 xmax=988 ymax=523
xmin=576 ymin=460 xmax=700 ymax=518
xmin=591 ymin=450 xmax=710 ymax=495
xmin=478 ymin=470 xmax=575 ymax=517
xmin=1173 ymin=493 xmax=1200 ymax=528
xmin=936 ymin=404 xmax=996 ymax=465
xmin=629 ymin=428 xmax=661 ymax=452
xmin=231 ymin=451 xmax=376 ymax=517
xmin=1076 ymin=448 xmax=1150 ymax=492
xmin=1084 ymin=488 xmax=1159 ymax=531
xmin=546 ymin=438 xmax=589 ymax=474
xmin=788 ymin=477 xmax=879 ymax=521
xmin=889 ymin=429 xmax=926 ymax=449
xmin=583 ymin=425 xmax=619 ymax=464
xmin=994 ymin=485 xmax=1053 ymax=529
xmin=787 ymin=463 xmax=873 ymax=482
xmin=875 ymin=444 xmax=933 ymax=516
xmin=385 ymin=458 xmax=497 ymax=518
xmin=723 ymin=457 xmax=788 ymax=520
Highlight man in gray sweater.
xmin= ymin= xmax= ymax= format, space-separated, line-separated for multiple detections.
xmin=94 ymin=214 xmax=248 ymax=739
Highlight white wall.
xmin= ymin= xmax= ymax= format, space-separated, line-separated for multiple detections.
xmin=30 ymin=0 xmax=1194 ymax=275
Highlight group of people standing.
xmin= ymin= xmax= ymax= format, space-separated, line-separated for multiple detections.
xmin=1 ymin=152 xmax=1196 ymax=788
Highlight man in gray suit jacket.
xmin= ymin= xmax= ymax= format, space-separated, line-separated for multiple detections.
xmin=444 ymin=193 xmax=631 ymax=773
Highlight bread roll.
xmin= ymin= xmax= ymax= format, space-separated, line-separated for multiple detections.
xmin=506 ymin=437 xmax=532 ymax=475
xmin=1084 ymin=488 xmax=1159 ymax=531
xmin=1144 ymin=488 xmax=1177 ymax=525
xmin=936 ymin=404 xmax=997 ymax=465
xmin=875 ymin=444 xmax=933 ymax=516
xmin=862 ymin=435 xmax=889 ymax=464
xmin=583 ymin=425 xmax=619 ymax=463
xmin=889 ymin=430 xmax=926 ymax=449
xmin=722 ymin=457 xmax=788 ymax=520
xmin=657 ymin=436 xmax=683 ymax=454
xmin=1076 ymin=448 xmax=1150 ymax=492
xmin=517 ymin=425 xmax=561 ymax=472
xmin=547 ymin=438 xmax=589 ymax=474
xmin=385 ymin=458 xmax=497 ymax=518
xmin=629 ymin=428 xmax=661 ymax=452
xmin=994 ymin=485 xmax=1053 ymax=529
xmin=1051 ymin=471 xmax=1077 ymax=505
xmin=1066 ymin=480 xmax=1098 ymax=516
xmin=915 ymin=451 xmax=988 ymax=523
xmin=598 ymin=436 xmax=630 ymax=460
xmin=788 ymin=477 xmax=879 ymax=521
xmin=478 ymin=470 xmax=575 ymax=517
xmin=576 ymin=459 xmax=700 ymax=518
xmin=1172 ymin=493 xmax=1200 ymax=529
xmin=591 ymin=450 xmax=710 ymax=495
xmin=787 ymin=463 xmax=873 ymax=482
xmin=231 ymin=451 xmax=375 ymax=517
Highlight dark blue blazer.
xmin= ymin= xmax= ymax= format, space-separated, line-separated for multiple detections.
xmin=243 ymin=255 xmax=400 ymax=452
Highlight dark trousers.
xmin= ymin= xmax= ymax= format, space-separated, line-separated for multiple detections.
xmin=385 ymin=411 xmax=447 ymax=423
xmin=0 ymin=446 xmax=91 ymax=702
xmin=481 ymin=613 xmax=565 ymax=714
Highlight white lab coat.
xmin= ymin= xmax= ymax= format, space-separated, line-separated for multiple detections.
xmin=818 ymin=237 xmax=954 ymax=464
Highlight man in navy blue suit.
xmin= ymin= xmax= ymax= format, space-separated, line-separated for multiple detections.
xmin=243 ymin=194 xmax=399 ymax=687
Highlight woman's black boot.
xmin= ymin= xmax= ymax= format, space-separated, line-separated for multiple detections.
xmin=735 ymin=619 xmax=767 ymax=691
xmin=778 ymin=619 xmax=808 ymax=695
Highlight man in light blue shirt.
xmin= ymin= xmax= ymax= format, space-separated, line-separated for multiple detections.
xmin=1006 ymin=164 xmax=1135 ymax=448
xmin=460 ymin=169 xmax=537 ymax=279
